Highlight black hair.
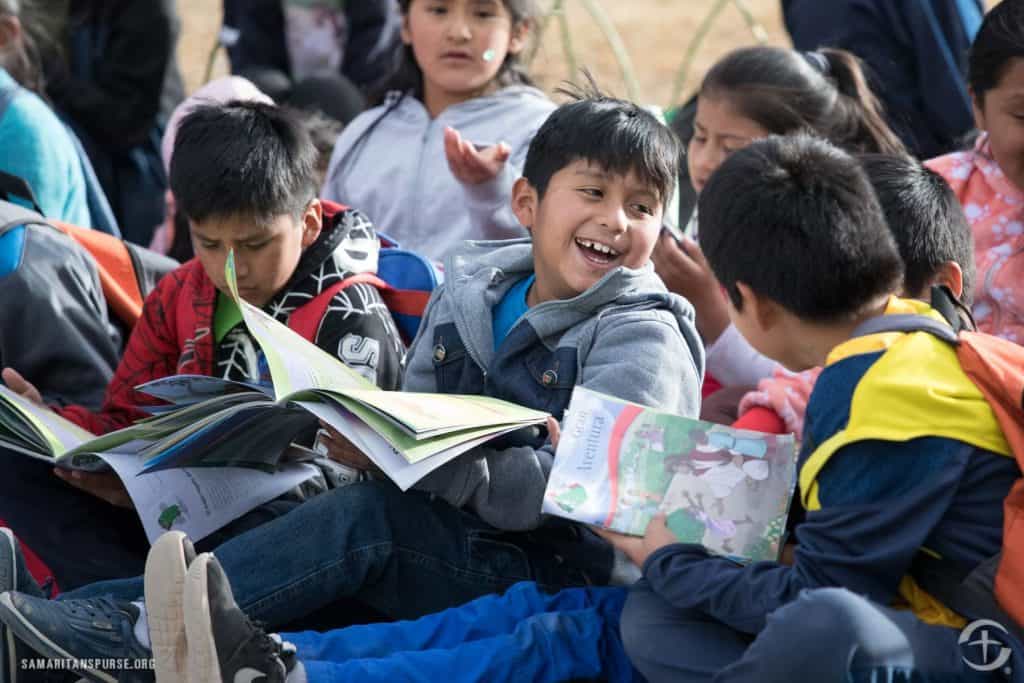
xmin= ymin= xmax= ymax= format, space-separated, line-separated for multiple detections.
xmin=968 ymin=0 xmax=1024 ymax=101
xmin=859 ymin=154 xmax=975 ymax=307
xmin=169 ymin=101 xmax=318 ymax=225
xmin=0 ymin=0 xmax=62 ymax=95
xmin=699 ymin=46 xmax=905 ymax=156
xmin=699 ymin=134 xmax=903 ymax=322
xmin=376 ymin=0 xmax=537 ymax=104
xmin=523 ymin=79 xmax=680 ymax=205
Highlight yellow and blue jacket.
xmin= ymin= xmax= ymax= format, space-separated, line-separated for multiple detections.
xmin=641 ymin=298 xmax=1018 ymax=634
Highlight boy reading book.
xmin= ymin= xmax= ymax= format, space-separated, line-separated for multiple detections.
xmin=0 ymin=101 xmax=405 ymax=589
xmin=0 ymin=86 xmax=704 ymax=683
xmin=608 ymin=135 xmax=1021 ymax=682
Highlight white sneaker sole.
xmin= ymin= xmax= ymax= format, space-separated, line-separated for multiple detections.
xmin=183 ymin=554 xmax=222 ymax=683
xmin=144 ymin=531 xmax=192 ymax=682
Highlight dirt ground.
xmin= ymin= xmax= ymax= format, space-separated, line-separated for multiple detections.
xmin=175 ymin=0 xmax=791 ymax=109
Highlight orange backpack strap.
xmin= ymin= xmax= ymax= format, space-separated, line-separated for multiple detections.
xmin=51 ymin=220 xmax=145 ymax=326
xmin=286 ymin=272 xmax=388 ymax=342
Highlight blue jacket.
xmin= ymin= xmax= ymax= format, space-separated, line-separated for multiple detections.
xmin=639 ymin=298 xmax=1017 ymax=633
xmin=0 ymin=69 xmax=90 ymax=226
xmin=783 ymin=0 xmax=983 ymax=158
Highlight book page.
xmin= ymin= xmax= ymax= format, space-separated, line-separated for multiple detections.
xmin=224 ymin=252 xmax=375 ymax=397
xmin=543 ymin=387 xmax=798 ymax=563
xmin=100 ymin=452 xmax=319 ymax=544
xmin=135 ymin=375 xmax=271 ymax=404
xmin=0 ymin=385 xmax=95 ymax=455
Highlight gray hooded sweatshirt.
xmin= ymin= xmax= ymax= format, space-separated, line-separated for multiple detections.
xmin=321 ymin=87 xmax=555 ymax=262
xmin=405 ymin=239 xmax=705 ymax=531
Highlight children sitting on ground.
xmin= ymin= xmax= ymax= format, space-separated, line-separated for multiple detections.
xmin=927 ymin=0 xmax=1024 ymax=346
xmin=321 ymin=0 xmax=555 ymax=261
xmin=652 ymin=45 xmax=905 ymax=394
xmin=735 ymin=154 xmax=976 ymax=435
xmin=0 ymin=101 xmax=405 ymax=590
xmin=0 ymin=86 xmax=704 ymax=683
xmin=608 ymin=134 xmax=1021 ymax=682
xmin=126 ymin=143 xmax=994 ymax=683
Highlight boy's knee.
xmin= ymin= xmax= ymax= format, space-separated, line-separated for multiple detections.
xmin=764 ymin=588 xmax=864 ymax=639
xmin=620 ymin=584 xmax=677 ymax=668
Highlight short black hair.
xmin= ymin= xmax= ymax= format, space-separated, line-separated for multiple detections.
xmin=699 ymin=134 xmax=903 ymax=322
xmin=860 ymin=154 xmax=975 ymax=306
xmin=169 ymin=101 xmax=318 ymax=225
xmin=968 ymin=0 xmax=1024 ymax=101
xmin=522 ymin=81 xmax=680 ymax=206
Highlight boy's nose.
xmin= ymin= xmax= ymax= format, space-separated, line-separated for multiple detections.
xmin=600 ymin=206 xmax=630 ymax=234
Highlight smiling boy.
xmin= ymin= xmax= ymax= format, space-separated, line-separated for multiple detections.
xmin=0 ymin=87 xmax=706 ymax=683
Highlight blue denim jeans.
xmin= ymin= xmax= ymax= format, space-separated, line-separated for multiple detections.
xmin=283 ymin=582 xmax=636 ymax=682
xmin=621 ymin=583 xmax=1019 ymax=682
xmin=65 ymin=481 xmax=612 ymax=628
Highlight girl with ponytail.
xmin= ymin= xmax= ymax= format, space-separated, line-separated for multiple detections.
xmin=654 ymin=46 xmax=906 ymax=399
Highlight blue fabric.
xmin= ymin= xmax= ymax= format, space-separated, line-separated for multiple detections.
xmin=281 ymin=582 xmax=636 ymax=683
xmin=0 ymin=69 xmax=91 ymax=225
xmin=621 ymin=584 xmax=1014 ymax=682
xmin=0 ymin=226 xmax=25 ymax=279
xmin=782 ymin=0 xmax=981 ymax=158
xmin=491 ymin=275 xmax=533 ymax=350
xmin=65 ymin=481 xmax=610 ymax=628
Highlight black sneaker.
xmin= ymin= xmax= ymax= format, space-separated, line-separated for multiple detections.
xmin=183 ymin=554 xmax=299 ymax=682
xmin=0 ymin=593 xmax=153 ymax=683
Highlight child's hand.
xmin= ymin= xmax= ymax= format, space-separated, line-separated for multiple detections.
xmin=651 ymin=233 xmax=730 ymax=344
xmin=2 ymin=368 xmax=44 ymax=407
xmin=547 ymin=417 xmax=561 ymax=450
xmin=317 ymin=422 xmax=379 ymax=473
xmin=54 ymin=469 xmax=134 ymax=509
xmin=593 ymin=514 xmax=680 ymax=568
xmin=444 ymin=126 xmax=511 ymax=185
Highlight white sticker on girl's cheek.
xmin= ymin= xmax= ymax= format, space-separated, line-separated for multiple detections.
xmin=483 ymin=49 xmax=496 ymax=62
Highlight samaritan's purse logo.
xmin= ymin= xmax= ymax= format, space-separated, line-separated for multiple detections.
xmin=960 ymin=619 xmax=1013 ymax=673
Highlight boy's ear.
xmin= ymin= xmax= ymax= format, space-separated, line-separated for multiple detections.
xmin=507 ymin=19 xmax=531 ymax=56
xmin=300 ymin=199 xmax=323 ymax=249
xmin=929 ymin=261 xmax=965 ymax=301
xmin=511 ymin=177 xmax=538 ymax=233
xmin=735 ymin=282 xmax=780 ymax=332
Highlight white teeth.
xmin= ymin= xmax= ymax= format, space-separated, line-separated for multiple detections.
xmin=575 ymin=238 xmax=620 ymax=257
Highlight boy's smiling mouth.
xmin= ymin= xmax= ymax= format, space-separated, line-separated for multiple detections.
xmin=574 ymin=237 xmax=622 ymax=265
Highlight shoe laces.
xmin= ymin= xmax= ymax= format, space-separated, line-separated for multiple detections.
xmin=64 ymin=597 xmax=129 ymax=620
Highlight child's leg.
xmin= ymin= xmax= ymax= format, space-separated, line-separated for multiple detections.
xmin=284 ymin=582 xmax=627 ymax=661
xmin=298 ymin=604 xmax=633 ymax=683
xmin=718 ymin=588 xmax=1000 ymax=683
xmin=620 ymin=580 xmax=752 ymax=683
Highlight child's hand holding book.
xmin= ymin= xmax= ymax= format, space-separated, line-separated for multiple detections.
xmin=2 ymin=368 xmax=44 ymax=407
xmin=594 ymin=514 xmax=684 ymax=569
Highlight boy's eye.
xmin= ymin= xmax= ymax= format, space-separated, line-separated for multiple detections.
xmin=631 ymin=203 xmax=655 ymax=217
xmin=426 ymin=4 xmax=447 ymax=15
xmin=579 ymin=188 xmax=603 ymax=198
xmin=245 ymin=240 xmax=271 ymax=251
xmin=197 ymin=240 xmax=219 ymax=250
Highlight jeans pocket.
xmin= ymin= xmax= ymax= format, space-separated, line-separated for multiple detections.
xmin=465 ymin=529 xmax=532 ymax=581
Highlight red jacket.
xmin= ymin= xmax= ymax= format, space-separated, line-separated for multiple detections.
xmin=57 ymin=202 xmax=405 ymax=434
xmin=58 ymin=259 xmax=217 ymax=434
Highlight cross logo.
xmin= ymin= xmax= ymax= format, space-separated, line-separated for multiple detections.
xmin=960 ymin=619 xmax=1013 ymax=673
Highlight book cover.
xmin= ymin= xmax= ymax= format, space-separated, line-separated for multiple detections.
xmin=543 ymin=387 xmax=798 ymax=563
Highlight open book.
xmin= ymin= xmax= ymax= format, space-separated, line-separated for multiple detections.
xmin=0 ymin=253 xmax=549 ymax=539
xmin=543 ymin=387 xmax=798 ymax=564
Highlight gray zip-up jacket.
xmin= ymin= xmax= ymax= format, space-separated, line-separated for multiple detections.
xmin=321 ymin=87 xmax=554 ymax=262
xmin=406 ymin=239 xmax=705 ymax=530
